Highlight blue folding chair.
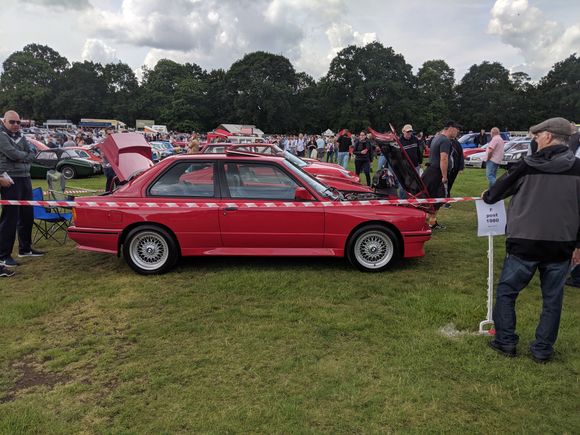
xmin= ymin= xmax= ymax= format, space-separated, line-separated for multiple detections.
xmin=32 ymin=187 xmax=72 ymax=245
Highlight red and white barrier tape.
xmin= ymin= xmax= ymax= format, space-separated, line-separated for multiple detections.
xmin=0 ymin=196 xmax=480 ymax=209
xmin=43 ymin=189 xmax=105 ymax=196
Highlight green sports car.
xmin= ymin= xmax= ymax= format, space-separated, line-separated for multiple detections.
xmin=30 ymin=148 xmax=102 ymax=179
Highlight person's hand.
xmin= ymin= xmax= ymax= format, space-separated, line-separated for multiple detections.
xmin=481 ymin=190 xmax=488 ymax=199
xmin=0 ymin=175 xmax=13 ymax=187
xmin=573 ymin=248 xmax=580 ymax=265
xmin=361 ymin=149 xmax=368 ymax=154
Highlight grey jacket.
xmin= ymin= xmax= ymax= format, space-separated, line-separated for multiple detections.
xmin=0 ymin=126 xmax=36 ymax=177
xmin=483 ymin=144 xmax=580 ymax=262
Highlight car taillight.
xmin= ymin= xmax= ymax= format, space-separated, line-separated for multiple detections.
xmin=71 ymin=207 xmax=77 ymax=224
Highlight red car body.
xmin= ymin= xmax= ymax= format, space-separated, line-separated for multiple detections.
xmin=68 ymin=146 xmax=102 ymax=163
xmin=68 ymin=133 xmax=431 ymax=275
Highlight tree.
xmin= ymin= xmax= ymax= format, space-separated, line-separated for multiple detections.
xmin=101 ymin=62 xmax=139 ymax=124
xmin=0 ymin=44 xmax=69 ymax=119
xmin=415 ymin=60 xmax=456 ymax=134
xmin=323 ymin=42 xmax=415 ymax=132
xmin=225 ymin=51 xmax=298 ymax=132
xmin=455 ymin=61 xmax=517 ymax=131
xmin=536 ymin=54 xmax=580 ymax=123
xmin=54 ymin=61 xmax=107 ymax=121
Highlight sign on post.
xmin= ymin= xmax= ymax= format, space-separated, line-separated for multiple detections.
xmin=475 ymin=199 xmax=506 ymax=335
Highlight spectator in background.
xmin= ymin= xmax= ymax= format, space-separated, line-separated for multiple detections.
xmin=187 ymin=132 xmax=200 ymax=154
xmin=46 ymin=135 xmax=57 ymax=149
xmin=421 ymin=120 xmax=462 ymax=229
xmin=102 ymin=127 xmax=116 ymax=192
xmin=336 ymin=129 xmax=352 ymax=169
xmin=316 ymin=135 xmax=325 ymax=161
xmin=485 ymin=127 xmax=505 ymax=187
xmin=569 ymin=122 xmax=579 ymax=158
xmin=475 ymin=129 xmax=489 ymax=146
xmin=353 ymin=131 xmax=372 ymax=186
xmin=63 ymin=135 xmax=76 ymax=148
xmin=307 ymin=135 xmax=317 ymax=159
xmin=399 ymin=124 xmax=422 ymax=173
xmin=325 ymin=136 xmax=335 ymax=163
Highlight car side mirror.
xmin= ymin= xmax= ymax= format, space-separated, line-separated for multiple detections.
xmin=295 ymin=187 xmax=315 ymax=201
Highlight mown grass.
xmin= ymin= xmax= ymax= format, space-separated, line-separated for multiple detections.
xmin=0 ymin=166 xmax=578 ymax=434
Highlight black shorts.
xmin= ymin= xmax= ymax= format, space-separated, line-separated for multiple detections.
xmin=421 ymin=166 xmax=445 ymax=209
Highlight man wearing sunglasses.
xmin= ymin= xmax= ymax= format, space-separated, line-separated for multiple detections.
xmin=0 ymin=110 xmax=44 ymax=268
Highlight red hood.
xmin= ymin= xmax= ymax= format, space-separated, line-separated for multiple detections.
xmin=98 ymin=133 xmax=154 ymax=181
xmin=316 ymin=175 xmax=373 ymax=193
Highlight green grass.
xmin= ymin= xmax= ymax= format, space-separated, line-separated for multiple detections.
xmin=1 ymin=168 xmax=579 ymax=433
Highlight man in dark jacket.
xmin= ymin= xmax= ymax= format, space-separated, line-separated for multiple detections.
xmin=483 ymin=117 xmax=580 ymax=363
xmin=399 ymin=124 xmax=422 ymax=171
xmin=475 ymin=129 xmax=489 ymax=146
xmin=0 ymin=110 xmax=45 ymax=267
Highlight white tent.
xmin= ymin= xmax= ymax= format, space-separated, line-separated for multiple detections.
xmin=322 ymin=129 xmax=335 ymax=136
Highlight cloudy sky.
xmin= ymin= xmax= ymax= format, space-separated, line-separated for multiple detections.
xmin=0 ymin=0 xmax=578 ymax=81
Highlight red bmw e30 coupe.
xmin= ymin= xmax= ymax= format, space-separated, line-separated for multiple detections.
xmin=68 ymin=133 xmax=431 ymax=275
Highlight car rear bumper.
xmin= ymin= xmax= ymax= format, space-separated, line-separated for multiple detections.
xmin=465 ymin=160 xmax=483 ymax=168
xmin=68 ymin=226 xmax=120 ymax=254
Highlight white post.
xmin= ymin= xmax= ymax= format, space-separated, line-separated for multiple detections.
xmin=479 ymin=234 xmax=495 ymax=335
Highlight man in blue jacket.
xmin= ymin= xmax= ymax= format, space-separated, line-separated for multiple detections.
xmin=0 ymin=110 xmax=45 ymax=267
xmin=482 ymin=117 xmax=580 ymax=363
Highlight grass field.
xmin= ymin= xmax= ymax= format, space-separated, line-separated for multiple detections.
xmin=1 ymin=166 xmax=579 ymax=434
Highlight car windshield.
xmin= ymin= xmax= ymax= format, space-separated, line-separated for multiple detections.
xmin=504 ymin=140 xmax=527 ymax=152
xmin=281 ymin=160 xmax=342 ymax=200
xmin=282 ymin=150 xmax=308 ymax=168
xmin=458 ymin=134 xmax=475 ymax=144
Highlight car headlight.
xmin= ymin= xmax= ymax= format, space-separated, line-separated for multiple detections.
xmin=472 ymin=157 xmax=481 ymax=161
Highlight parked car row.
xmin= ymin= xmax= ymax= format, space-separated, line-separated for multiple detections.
xmin=464 ymin=139 xmax=531 ymax=169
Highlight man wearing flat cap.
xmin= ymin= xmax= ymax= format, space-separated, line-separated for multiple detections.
xmin=482 ymin=117 xmax=580 ymax=363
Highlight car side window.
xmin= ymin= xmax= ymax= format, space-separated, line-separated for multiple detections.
xmin=38 ymin=151 xmax=57 ymax=160
xmin=149 ymin=162 xmax=215 ymax=197
xmin=224 ymin=163 xmax=299 ymax=200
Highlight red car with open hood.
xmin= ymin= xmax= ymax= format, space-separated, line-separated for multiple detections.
xmin=68 ymin=133 xmax=431 ymax=275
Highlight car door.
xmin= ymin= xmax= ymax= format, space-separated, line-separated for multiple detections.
xmin=147 ymin=161 xmax=222 ymax=254
xmin=218 ymin=161 xmax=325 ymax=249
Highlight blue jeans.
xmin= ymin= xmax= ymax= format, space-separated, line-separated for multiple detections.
xmin=493 ymin=254 xmax=569 ymax=359
xmin=377 ymin=155 xmax=387 ymax=170
xmin=486 ymin=161 xmax=499 ymax=187
xmin=337 ymin=152 xmax=349 ymax=169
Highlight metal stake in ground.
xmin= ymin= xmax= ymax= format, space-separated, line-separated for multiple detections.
xmin=475 ymin=199 xmax=507 ymax=336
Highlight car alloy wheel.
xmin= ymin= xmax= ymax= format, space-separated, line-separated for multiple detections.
xmin=347 ymin=225 xmax=398 ymax=272
xmin=123 ymin=225 xmax=178 ymax=274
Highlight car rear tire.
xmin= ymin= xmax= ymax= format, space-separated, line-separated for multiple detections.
xmin=347 ymin=225 xmax=398 ymax=272
xmin=123 ymin=225 xmax=179 ymax=275
xmin=60 ymin=165 xmax=76 ymax=179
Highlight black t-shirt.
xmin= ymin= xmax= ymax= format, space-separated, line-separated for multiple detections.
xmin=428 ymin=134 xmax=451 ymax=169
xmin=337 ymin=135 xmax=352 ymax=152
xmin=399 ymin=134 xmax=421 ymax=166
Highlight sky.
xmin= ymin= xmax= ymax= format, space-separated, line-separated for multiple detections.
xmin=0 ymin=0 xmax=578 ymax=82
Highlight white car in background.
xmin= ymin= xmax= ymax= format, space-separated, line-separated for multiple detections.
xmin=464 ymin=139 xmax=529 ymax=169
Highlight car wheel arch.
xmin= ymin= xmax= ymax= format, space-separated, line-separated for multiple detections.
xmin=118 ymin=222 xmax=181 ymax=257
xmin=344 ymin=220 xmax=404 ymax=259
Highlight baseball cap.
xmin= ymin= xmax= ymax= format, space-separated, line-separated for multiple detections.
xmin=529 ymin=117 xmax=573 ymax=136
xmin=445 ymin=120 xmax=463 ymax=130
xmin=402 ymin=124 xmax=413 ymax=133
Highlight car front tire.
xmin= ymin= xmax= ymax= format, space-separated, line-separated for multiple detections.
xmin=347 ymin=225 xmax=398 ymax=272
xmin=123 ymin=225 xmax=179 ymax=275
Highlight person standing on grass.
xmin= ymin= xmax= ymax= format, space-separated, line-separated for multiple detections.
xmin=482 ymin=117 xmax=580 ymax=363
xmin=485 ymin=127 xmax=505 ymax=188
xmin=336 ymin=129 xmax=352 ymax=169
xmin=421 ymin=120 xmax=461 ymax=230
xmin=0 ymin=172 xmax=16 ymax=277
xmin=0 ymin=110 xmax=45 ymax=268
xmin=353 ymin=131 xmax=372 ymax=186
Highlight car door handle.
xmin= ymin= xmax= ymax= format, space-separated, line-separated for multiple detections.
xmin=223 ymin=206 xmax=238 ymax=211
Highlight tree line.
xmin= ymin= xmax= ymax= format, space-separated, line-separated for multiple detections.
xmin=0 ymin=43 xmax=578 ymax=134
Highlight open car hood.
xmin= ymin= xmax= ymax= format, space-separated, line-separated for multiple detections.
xmin=98 ymin=133 xmax=154 ymax=182
xmin=368 ymin=127 xmax=429 ymax=199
